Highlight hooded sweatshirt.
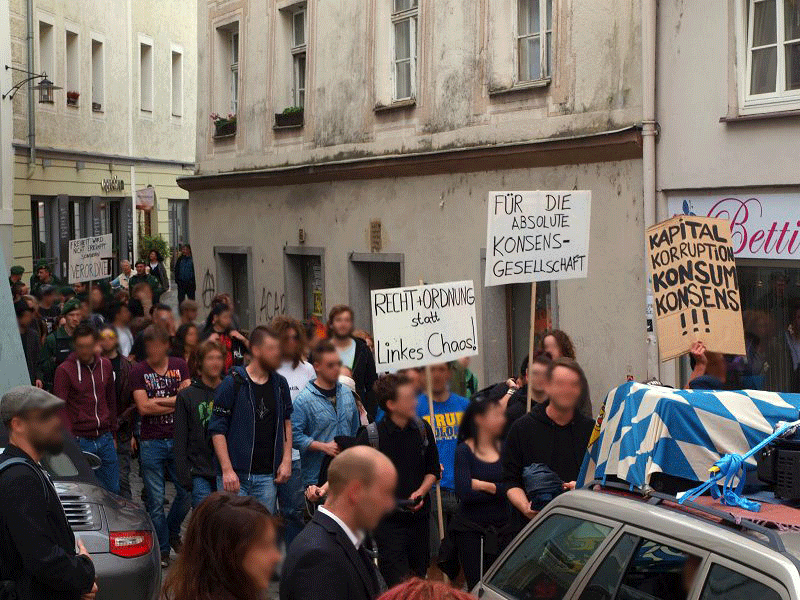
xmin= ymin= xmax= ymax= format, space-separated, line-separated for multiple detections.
xmin=174 ymin=378 xmax=219 ymax=489
xmin=53 ymin=352 xmax=117 ymax=438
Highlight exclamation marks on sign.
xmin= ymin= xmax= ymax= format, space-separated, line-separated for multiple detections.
xmin=681 ymin=309 xmax=711 ymax=336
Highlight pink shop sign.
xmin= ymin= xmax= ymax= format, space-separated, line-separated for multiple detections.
xmin=668 ymin=193 xmax=800 ymax=260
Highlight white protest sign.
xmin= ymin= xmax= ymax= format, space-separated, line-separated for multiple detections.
xmin=484 ymin=190 xmax=592 ymax=286
xmin=371 ymin=280 xmax=479 ymax=371
xmin=68 ymin=234 xmax=113 ymax=283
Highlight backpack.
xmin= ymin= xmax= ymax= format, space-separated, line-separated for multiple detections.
xmin=366 ymin=416 xmax=429 ymax=456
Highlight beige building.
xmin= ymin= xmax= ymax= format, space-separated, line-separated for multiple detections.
xmin=7 ymin=0 xmax=196 ymax=278
xmin=182 ymin=0 xmax=647 ymax=403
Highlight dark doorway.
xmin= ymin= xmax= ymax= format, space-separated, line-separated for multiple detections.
xmin=348 ymin=253 xmax=404 ymax=332
xmin=215 ymin=247 xmax=253 ymax=331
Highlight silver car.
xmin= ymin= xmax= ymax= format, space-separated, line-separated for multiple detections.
xmin=2 ymin=432 xmax=161 ymax=600
xmin=477 ymin=482 xmax=800 ymax=600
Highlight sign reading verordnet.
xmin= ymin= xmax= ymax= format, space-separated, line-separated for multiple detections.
xmin=485 ymin=191 xmax=592 ymax=286
xmin=647 ymin=215 xmax=746 ymax=361
xmin=68 ymin=234 xmax=113 ymax=283
xmin=371 ymin=280 xmax=479 ymax=371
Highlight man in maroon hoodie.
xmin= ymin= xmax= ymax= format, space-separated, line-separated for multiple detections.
xmin=54 ymin=323 xmax=119 ymax=494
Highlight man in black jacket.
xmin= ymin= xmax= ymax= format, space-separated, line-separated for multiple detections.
xmin=327 ymin=305 xmax=379 ymax=420
xmin=0 ymin=386 xmax=97 ymax=600
xmin=502 ymin=358 xmax=594 ymax=536
xmin=281 ymin=446 xmax=397 ymax=600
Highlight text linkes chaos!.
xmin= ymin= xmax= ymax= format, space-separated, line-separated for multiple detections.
xmin=647 ymin=215 xmax=746 ymax=360
xmin=371 ymin=280 xmax=479 ymax=371
xmin=485 ymin=191 xmax=592 ymax=286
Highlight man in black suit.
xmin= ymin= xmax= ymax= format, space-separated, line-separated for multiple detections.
xmin=280 ymin=446 xmax=397 ymax=600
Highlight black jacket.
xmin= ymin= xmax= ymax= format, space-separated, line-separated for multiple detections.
xmin=350 ymin=337 xmax=379 ymax=421
xmin=174 ymin=379 xmax=218 ymax=489
xmin=20 ymin=325 xmax=43 ymax=385
xmin=504 ymin=386 xmax=594 ymax=437
xmin=0 ymin=445 xmax=95 ymax=600
xmin=280 ymin=510 xmax=380 ymax=600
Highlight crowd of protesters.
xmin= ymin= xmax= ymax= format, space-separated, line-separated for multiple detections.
xmin=5 ymin=254 xmax=601 ymax=600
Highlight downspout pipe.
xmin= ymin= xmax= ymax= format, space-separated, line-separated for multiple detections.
xmin=26 ymin=0 xmax=35 ymax=165
xmin=642 ymin=0 xmax=659 ymax=379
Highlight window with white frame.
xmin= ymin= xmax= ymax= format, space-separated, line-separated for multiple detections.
xmin=392 ymin=0 xmax=417 ymax=101
xmin=292 ymin=8 xmax=307 ymax=107
xmin=139 ymin=40 xmax=153 ymax=113
xmin=747 ymin=0 xmax=800 ymax=99
xmin=517 ymin=0 xmax=553 ymax=82
xmin=91 ymin=39 xmax=104 ymax=111
xmin=230 ymin=30 xmax=239 ymax=114
xmin=65 ymin=30 xmax=79 ymax=104
xmin=171 ymin=50 xmax=183 ymax=117
xmin=38 ymin=21 xmax=54 ymax=86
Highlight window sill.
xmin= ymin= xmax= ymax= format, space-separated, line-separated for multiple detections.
xmin=66 ymin=103 xmax=79 ymax=109
xmin=720 ymin=108 xmax=800 ymax=123
xmin=213 ymin=132 xmax=237 ymax=141
xmin=374 ymin=98 xmax=416 ymax=113
xmin=273 ymin=123 xmax=303 ymax=131
xmin=488 ymin=78 xmax=551 ymax=97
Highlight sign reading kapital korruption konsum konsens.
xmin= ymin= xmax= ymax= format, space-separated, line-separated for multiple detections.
xmin=669 ymin=192 xmax=800 ymax=260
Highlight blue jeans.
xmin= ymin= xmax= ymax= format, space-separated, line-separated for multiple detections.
xmin=77 ymin=432 xmax=119 ymax=495
xmin=140 ymin=439 xmax=191 ymax=555
xmin=217 ymin=473 xmax=277 ymax=513
xmin=278 ymin=460 xmax=304 ymax=547
xmin=191 ymin=476 xmax=216 ymax=509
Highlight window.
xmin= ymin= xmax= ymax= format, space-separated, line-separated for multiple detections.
xmin=489 ymin=514 xmax=613 ymax=599
xmin=65 ymin=30 xmax=79 ymax=105
xmin=579 ymin=533 xmax=639 ymax=599
xmin=518 ymin=0 xmax=553 ymax=82
xmin=292 ymin=8 xmax=307 ymax=107
xmin=615 ymin=539 xmax=700 ymax=600
xmin=139 ymin=40 xmax=153 ymax=113
xmin=38 ymin=21 xmax=54 ymax=87
xmin=230 ymin=30 xmax=239 ymax=114
xmin=91 ymin=39 xmax=104 ymax=111
xmin=747 ymin=0 xmax=800 ymax=98
xmin=392 ymin=0 xmax=417 ymax=101
xmin=699 ymin=564 xmax=782 ymax=600
xmin=171 ymin=50 xmax=183 ymax=116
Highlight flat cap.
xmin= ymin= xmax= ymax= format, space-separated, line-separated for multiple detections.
xmin=1 ymin=386 xmax=64 ymax=423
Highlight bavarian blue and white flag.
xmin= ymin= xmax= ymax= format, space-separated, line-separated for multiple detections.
xmin=577 ymin=382 xmax=800 ymax=488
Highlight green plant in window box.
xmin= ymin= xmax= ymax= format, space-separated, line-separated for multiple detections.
xmin=275 ymin=106 xmax=304 ymax=127
xmin=211 ymin=112 xmax=237 ymax=137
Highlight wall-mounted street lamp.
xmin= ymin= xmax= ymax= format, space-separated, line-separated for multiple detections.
xmin=2 ymin=65 xmax=62 ymax=103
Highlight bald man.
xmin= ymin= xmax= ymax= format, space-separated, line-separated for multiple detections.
xmin=281 ymin=446 xmax=397 ymax=600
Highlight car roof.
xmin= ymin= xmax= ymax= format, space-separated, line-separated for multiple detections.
xmin=551 ymin=488 xmax=800 ymax=579
xmin=0 ymin=426 xmax=97 ymax=484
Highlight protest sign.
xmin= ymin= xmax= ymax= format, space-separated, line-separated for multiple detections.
xmin=68 ymin=234 xmax=113 ymax=283
xmin=371 ymin=280 xmax=478 ymax=371
xmin=647 ymin=215 xmax=746 ymax=361
xmin=484 ymin=190 xmax=592 ymax=286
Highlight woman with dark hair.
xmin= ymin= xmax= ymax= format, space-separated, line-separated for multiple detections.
xmin=173 ymin=323 xmax=200 ymax=373
xmin=452 ymin=390 xmax=509 ymax=590
xmin=147 ymin=250 xmax=169 ymax=303
xmin=173 ymin=244 xmax=196 ymax=304
xmin=539 ymin=329 xmax=576 ymax=360
xmin=162 ymin=492 xmax=282 ymax=600
xmin=201 ymin=304 xmax=248 ymax=373
xmin=378 ymin=578 xmax=476 ymax=600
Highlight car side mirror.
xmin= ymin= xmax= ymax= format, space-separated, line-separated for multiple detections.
xmin=82 ymin=451 xmax=102 ymax=470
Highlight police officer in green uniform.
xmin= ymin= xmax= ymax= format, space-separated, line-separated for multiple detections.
xmin=8 ymin=265 xmax=24 ymax=288
xmin=39 ymin=298 xmax=82 ymax=391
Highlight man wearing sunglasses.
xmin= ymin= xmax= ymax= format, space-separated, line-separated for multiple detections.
xmin=0 ymin=386 xmax=97 ymax=600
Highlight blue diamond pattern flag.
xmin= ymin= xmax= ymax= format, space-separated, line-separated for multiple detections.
xmin=577 ymin=382 xmax=800 ymax=488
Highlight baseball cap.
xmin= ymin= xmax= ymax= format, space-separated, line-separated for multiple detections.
xmin=1 ymin=386 xmax=64 ymax=424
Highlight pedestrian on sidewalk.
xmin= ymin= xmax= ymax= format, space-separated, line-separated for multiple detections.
xmin=54 ymin=323 xmax=119 ymax=495
xmin=173 ymin=244 xmax=196 ymax=304
xmin=147 ymin=250 xmax=169 ymax=303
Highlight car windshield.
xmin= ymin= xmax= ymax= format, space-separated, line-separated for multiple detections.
xmin=0 ymin=447 xmax=79 ymax=478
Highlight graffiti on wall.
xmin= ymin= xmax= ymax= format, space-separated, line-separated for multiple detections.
xmin=202 ymin=269 xmax=216 ymax=308
xmin=260 ymin=288 xmax=286 ymax=322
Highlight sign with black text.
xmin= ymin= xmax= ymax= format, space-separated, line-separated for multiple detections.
xmin=647 ymin=215 xmax=746 ymax=361
xmin=371 ymin=280 xmax=479 ymax=371
xmin=68 ymin=234 xmax=113 ymax=283
xmin=485 ymin=190 xmax=591 ymax=286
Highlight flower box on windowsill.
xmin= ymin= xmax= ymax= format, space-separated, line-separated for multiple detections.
xmin=274 ymin=109 xmax=304 ymax=128
xmin=213 ymin=120 xmax=237 ymax=138
xmin=92 ymin=102 xmax=102 ymax=112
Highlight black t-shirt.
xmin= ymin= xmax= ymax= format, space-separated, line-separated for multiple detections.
xmin=251 ymin=381 xmax=277 ymax=475
xmin=312 ymin=382 xmax=337 ymax=406
xmin=38 ymin=305 xmax=61 ymax=335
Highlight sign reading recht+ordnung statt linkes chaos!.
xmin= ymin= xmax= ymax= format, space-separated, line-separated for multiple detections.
xmin=484 ymin=191 xmax=592 ymax=286
xmin=371 ymin=280 xmax=479 ymax=371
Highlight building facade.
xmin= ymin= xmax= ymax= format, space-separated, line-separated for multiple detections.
xmin=656 ymin=0 xmax=800 ymax=392
xmin=183 ymin=0 xmax=646 ymax=403
xmin=8 ymin=0 xmax=196 ymax=279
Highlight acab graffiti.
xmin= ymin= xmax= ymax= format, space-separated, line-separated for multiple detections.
xmin=200 ymin=267 xmax=286 ymax=322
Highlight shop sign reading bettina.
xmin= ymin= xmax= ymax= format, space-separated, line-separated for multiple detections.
xmin=670 ymin=193 xmax=800 ymax=260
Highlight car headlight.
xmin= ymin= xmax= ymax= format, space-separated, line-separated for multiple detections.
xmin=109 ymin=531 xmax=154 ymax=558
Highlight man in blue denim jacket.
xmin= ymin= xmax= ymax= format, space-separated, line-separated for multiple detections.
xmin=292 ymin=340 xmax=361 ymax=487
xmin=209 ymin=326 xmax=294 ymax=512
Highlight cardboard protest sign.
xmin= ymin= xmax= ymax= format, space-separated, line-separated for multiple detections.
xmin=371 ymin=280 xmax=478 ymax=371
xmin=647 ymin=215 xmax=746 ymax=361
xmin=485 ymin=190 xmax=591 ymax=286
xmin=68 ymin=234 xmax=113 ymax=283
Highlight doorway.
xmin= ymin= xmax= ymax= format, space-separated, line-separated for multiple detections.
xmin=215 ymin=247 xmax=254 ymax=331
xmin=348 ymin=253 xmax=404 ymax=332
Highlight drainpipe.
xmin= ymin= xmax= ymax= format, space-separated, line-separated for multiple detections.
xmin=26 ymin=0 xmax=35 ymax=165
xmin=642 ymin=0 xmax=659 ymax=380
